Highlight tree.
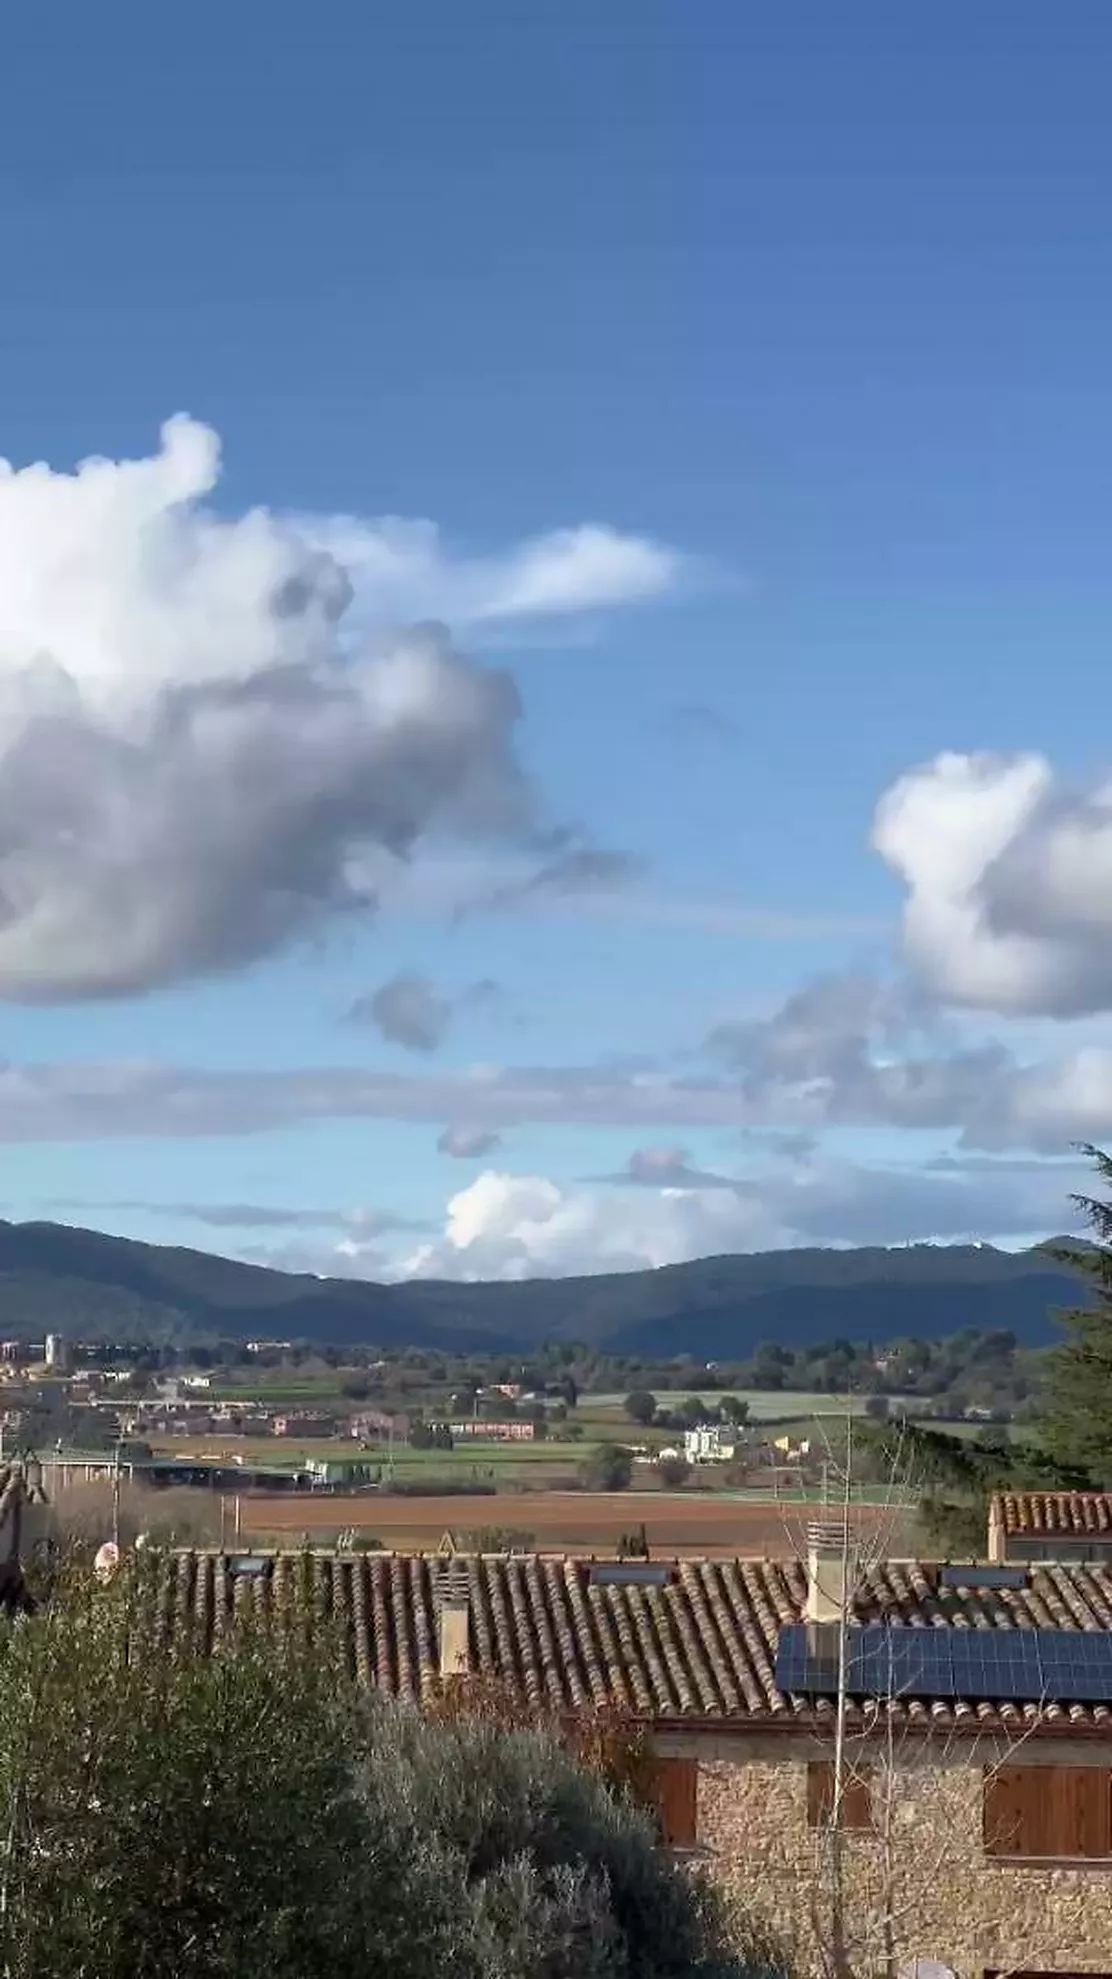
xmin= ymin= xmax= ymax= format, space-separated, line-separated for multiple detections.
xmin=1043 ymin=1144 xmax=1112 ymax=1480
xmin=580 ymin=1443 xmax=634 ymax=1491
xmin=0 ymin=1562 xmax=384 ymax=1979
xmin=655 ymin=1454 xmax=692 ymax=1489
xmin=859 ymin=1414 xmax=1090 ymax=1557
xmin=0 ymin=1559 xmax=778 ymax=1979
xmin=366 ymin=1693 xmax=780 ymax=1979
xmin=624 ymin=1389 xmax=658 ymax=1426
xmin=719 ymin=1396 xmax=750 ymax=1428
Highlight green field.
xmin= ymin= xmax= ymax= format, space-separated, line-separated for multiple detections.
xmin=578 ymin=1388 xmax=876 ymax=1421
xmin=578 ymin=1388 xmax=999 ymax=1430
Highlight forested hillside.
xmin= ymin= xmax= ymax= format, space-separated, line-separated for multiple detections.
xmin=0 ymin=1218 xmax=1089 ymax=1354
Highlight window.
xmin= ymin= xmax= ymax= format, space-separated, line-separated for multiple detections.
xmin=984 ymin=1766 xmax=1112 ymax=1861
xmin=650 ymin=1757 xmax=697 ymax=1847
xmin=806 ymin=1760 xmax=875 ymax=1832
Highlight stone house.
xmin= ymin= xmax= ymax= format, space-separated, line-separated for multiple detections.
xmin=989 ymin=1488 xmax=1112 ymax=1567
xmin=162 ymin=1537 xmax=1112 ymax=1978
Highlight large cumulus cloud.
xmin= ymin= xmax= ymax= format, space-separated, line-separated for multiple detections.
xmin=874 ymin=751 xmax=1112 ymax=1018
xmin=388 ymin=1154 xmax=1084 ymax=1282
xmin=0 ymin=417 xmax=678 ymax=1000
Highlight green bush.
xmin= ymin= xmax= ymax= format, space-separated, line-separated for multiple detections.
xmin=357 ymin=1701 xmax=772 ymax=1979
xmin=580 ymin=1442 xmax=635 ymax=1491
xmin=0 ymin=1558 xmax=786 ymax=1979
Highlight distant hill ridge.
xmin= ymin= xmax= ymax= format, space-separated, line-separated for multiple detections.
xmin=0 ymin=1218 xmax=1089 ymax=1354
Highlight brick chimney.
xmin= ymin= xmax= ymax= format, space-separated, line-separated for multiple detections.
xmin=806 ymin=1520 xmax=856 ymax=1625
xmin=436 ymin=1561 xmax=471 ymax=1679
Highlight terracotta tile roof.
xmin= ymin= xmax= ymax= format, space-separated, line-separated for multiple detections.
xmin=993 ymin=1492 xmax=1112 ymax=1538
xmin=152 ymin=1550 xmax=1112 ymax=1735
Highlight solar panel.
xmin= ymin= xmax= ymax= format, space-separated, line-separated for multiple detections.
xmin=937 ymin=1565 xmax=1028 ymax=1591
xmin=1035 ymin=1632 xmax=1112 ymax=1701
xmin=948 ymin=1633 xmax=1042 ymax=1702
xmin=227 ymin=1554 xmax=271 ymax=1579
xmin=775 ymin=1624 xmax=1112 ymax=1703
xmin=588 ymin=1562 xmax=672 ymax=1588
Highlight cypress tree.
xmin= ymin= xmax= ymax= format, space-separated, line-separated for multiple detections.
xmin=1043 ymin=1145 xmax=1112 ymax=1481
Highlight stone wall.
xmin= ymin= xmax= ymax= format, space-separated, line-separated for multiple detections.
xmin=697 ymin=1755 xmax=1112 ymax=1977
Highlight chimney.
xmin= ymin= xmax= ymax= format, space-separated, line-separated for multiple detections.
xmin=437 ymin=1562 xmax=471 ymax=1679
xmin=987 ymin=1496 xmax=1005 ymax=1564
xmin=806 ymin=1520 xmax=856 ymax=1625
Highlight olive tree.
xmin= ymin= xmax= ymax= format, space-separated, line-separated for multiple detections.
xmin=0 ymin=1557 xmax=788 ymax=1979
xmin=358 ymin=1700 xmax=787 ymax=1979
xmin=0 ymin=1563 xmax=393 ymax=1979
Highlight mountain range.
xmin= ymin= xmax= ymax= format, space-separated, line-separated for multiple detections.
xmin=0 ymin=1218 xmax=1090 ymax=1357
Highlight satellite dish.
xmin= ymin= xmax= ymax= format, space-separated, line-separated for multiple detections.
xmin=93 ymin=1541 xmax=120 ymax=1582
xmin=900 ymin=1963 xmax=956 ymax=1979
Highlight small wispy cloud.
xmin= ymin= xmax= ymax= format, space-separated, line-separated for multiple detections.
xmin=350 ymin=972 xmax=503 ymax=1053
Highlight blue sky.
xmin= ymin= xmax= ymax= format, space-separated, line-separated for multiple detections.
xmin=2 ymin=3 xmax=1112 ymax=1279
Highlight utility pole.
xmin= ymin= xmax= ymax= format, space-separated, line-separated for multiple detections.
xmin=111 ymin=1440 xmax=122 ymax=1552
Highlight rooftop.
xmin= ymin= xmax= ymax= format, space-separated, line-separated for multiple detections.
xmin=992 ymin=1491 xmax=1112 ymax=1537
xmin=151 ymin=1550 xmax=1112 ymax=1734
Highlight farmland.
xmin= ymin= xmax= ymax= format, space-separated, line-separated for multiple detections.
xmin=241 ymin=1487 xmax=918 ymax=1558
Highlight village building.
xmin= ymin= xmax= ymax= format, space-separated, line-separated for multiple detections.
xmin=989 ymin=1488 xmax=1112 ymax=1567
xmin=271 ymin=1411 xmax=336 ymax=1438
xmin=683 ymin=1423 xmax=735 ymax=1464
xmin=448 ymin=1419 xmax=535 ymax=1442
xmin=154 ymin=1528 xmax=1112 ymax=1979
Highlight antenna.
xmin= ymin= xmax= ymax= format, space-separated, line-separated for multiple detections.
xmin=111 ymin=1440 xmax=122 ymax=1551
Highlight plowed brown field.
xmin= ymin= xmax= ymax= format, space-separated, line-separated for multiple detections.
xmin=241 ymin=1490 xmax=915 ymax=1558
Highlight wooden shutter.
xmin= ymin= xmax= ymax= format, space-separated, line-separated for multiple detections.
xmin=984 ymin=1766 xmax=1112 ymax=1859
xmin=807 ymin=1760 xmax=874 ymax=1832
xmin=651 ymin=1757 xmax=698 ymax=1846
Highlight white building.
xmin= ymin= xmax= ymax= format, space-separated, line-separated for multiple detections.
xmin=684 ymin=1424 xmax=736 ymax=1465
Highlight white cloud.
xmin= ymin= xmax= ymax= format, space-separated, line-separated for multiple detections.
xmin=4 ymin=1017 xmax=1112 ymax=1152
xmin=53 ymin=1199 xmax=423 ymax=1235
xmin=302 ymin=516 xmax=682 ymax=627
xmin=394 ymin=1170 xmax=773 ymax=1279
xmin=386 ymin=1154 xmax=1085 ymax=1282
xmin=874 ymin=750 xmax=1112 ymax=1017
xmin=0 ymin=416 xmax=683 ymax=1001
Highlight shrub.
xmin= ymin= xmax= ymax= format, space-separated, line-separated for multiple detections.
xmin=0 ymin=1559 xmax=787 ymax=1978
xmin=0 ymin=1562 xmax=381 ymax=1979
xmin=465 ymin=1526 xmax=537 ymax=1553
xmin=46 ymin=1477 xmax=224 ymax=1552
xmin=360 ymin=1696 xmax=765 ymax=1979
xmin=580 ymin=1442 xmax=634 ymax=1491
xmin=655 ymin=1453 xmax=692 ymax=1489
xmin=624 ymin=1390 xmax=658 ymax=1427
